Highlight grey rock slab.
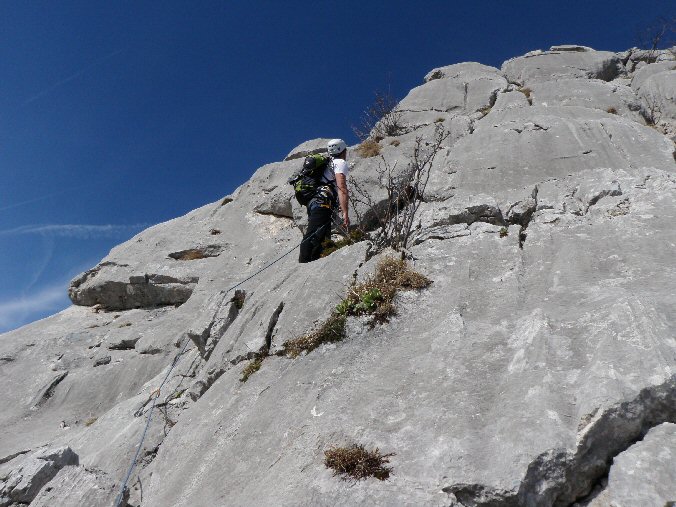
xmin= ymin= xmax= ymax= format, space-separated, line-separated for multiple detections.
xmin=528 ymin=79 xmax=644 ymax=123
xmin=550 ymin=45 xmax=595 ymax=52
xmin=638 ymin=70 xmax=676 ymax=135
xmin=502 ymin=49 xmax=624 ymax=85
xmin=631 ymin=61 xmax=676 ymax=91
xmin=492 ymin=90 xmax=530 ymax=111
xmin=586 ymin=423 xmax=676 ymax=507
xmin=398 ymin=69 xmax=507 ymax=115
xmin=438 ymin=106 xmax=675 ymax=198
xmin=140 ymin=179 xmax=676 ymax=505
xmin=30 ymin=465 xmax=124 ymax=507
xmin=0 ymin=446 xmax=78 ymax=505
xmin=424 ymin=61 xmax=502 ymax=82
xmin=285 ymin=138 xmax=331 ymax=161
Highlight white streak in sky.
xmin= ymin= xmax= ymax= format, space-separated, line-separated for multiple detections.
xmin=0 ymin=283 xmax=67 ymax=333
xmin=21 ymin=49 xmax=124 ymax=107
xmin=0 ymin=223 xmax=148 ymax=239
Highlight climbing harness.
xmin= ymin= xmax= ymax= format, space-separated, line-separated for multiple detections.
xmin=114 ymin=222 xmax=331 ymax=506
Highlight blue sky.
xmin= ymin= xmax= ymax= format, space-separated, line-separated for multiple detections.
xmin=1 ymin=1 xmax=674 ymax=333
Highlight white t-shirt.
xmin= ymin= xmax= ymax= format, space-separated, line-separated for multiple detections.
xmin=322 ymin=158 xmax=349 ymax=183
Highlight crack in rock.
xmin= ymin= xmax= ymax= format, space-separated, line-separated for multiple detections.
xmin=31 ymin=372 xmax=68 ymax=409
xmin=442 ymin=374 xmax=676 ymax=507
xmin=168 ymin=245 xmax=225 ymax=261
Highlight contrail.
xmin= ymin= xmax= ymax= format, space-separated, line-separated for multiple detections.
xmin=0 ymin=223 xmax=149 ymax=239
xmin=0 ymin=183 xmax=93 ymax=212
xmin=21 ymin=48 xmax=124 ymax=107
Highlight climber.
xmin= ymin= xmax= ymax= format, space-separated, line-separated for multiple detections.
xmin=298 ymin=139 xmax=350 ymax=263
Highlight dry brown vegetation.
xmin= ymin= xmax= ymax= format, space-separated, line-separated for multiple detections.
xmin=171 ymin=249 xmax=208 ymax=261
xmin=281 ymin=314 xmax=347 ymax=358
xmin=356 ymin=139 xmax=381 ymax=158
xmin=280 ymin=257 xmax=431 ymax=358
xmin=324 ymin=444 xmax=394 ymax=481
xmin=606 ymin=107 xmax=618 ymax=114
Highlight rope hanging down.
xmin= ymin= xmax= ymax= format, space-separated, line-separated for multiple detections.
xmin=114 ymin=221 xmax=331 ymax=506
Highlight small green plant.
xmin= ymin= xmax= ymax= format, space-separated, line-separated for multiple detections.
xmin=281 ymin=257 xmax=431 ymax=357
xmin=499 ymin=227 xmax=509 ymax=238
xmin=320 ymin=229 xmax=366 ymax=258
xmin=281 ymin=314 xmax=347 ymax=358
xmin=168 ymin=389 xmax=185 ymax=401
xmin=324 ymin=444 xmax=394 ymax=481
xmin=240 ymin=357 xmax=264 ymax=382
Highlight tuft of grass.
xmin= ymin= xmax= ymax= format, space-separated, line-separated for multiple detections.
xmin=281 ymin=314 xmax=346 ymax=358
xmin=389 ymin=139 xmax=400 ymax=147
xmin=434 ymin=117 xmax=445 ymax=123
xmin=240 ymin=357 xmax=264 ymax=382
xmin=210 ymin=228 xmax=221 ymax=235
xmin=356 ymin=139 xmax=381 ymax=158
xmin=281 ymin=257 xmax=430 ymax=357
xmin=84 ymin=417 xmax=98 ymax=427
xmin=118 ymin=322 xmax=132 ymax=328
xmin=320 ymin=229 xmax=366 ymax=258
xmin=499 ymin=227 xmax=509 ymax=238
xmin=336 ymin=256 xmax=431 ymax=325
xmin=324 ymin=444 xmax=394 ymax=481
xmin=606 ymin=106 xmax=618 ymax=114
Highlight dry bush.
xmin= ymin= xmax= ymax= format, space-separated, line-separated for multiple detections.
xmin=350 ymin=124 xmax=449 ymax=253
xmin=353 ymin=91 xmax=407 ymax=141
xmin=324 ymin=445 xmax=394 ymax=481
xmin=240 ymin=357 xmax=263 ymax=382
xmin=635 ymin=15 xmax=676 ymax=61
xmin=390 ymin=139 xmax=401 ymax=147
xmin=606 ymin=106 xmax=618 ymax=114
xmin=356 ymin=139 xmax=382 ymax=158
xmin=84 ymin=417 xmax=98 ymax=427
xmin=281 ymin=314 xmax=346 ymax=358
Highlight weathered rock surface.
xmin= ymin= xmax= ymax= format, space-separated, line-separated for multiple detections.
xmin=30 ymin=465 xmax=123 ymax=507
xmin=1 ymin=44 xmax=675 ymax=506
xmin=502 ymin=49 xmax=624 ymax=85
xmin=586 ymin=423 xmax=676 ymax=507
xmin=0 ymin=446 xmax=78 ymax=505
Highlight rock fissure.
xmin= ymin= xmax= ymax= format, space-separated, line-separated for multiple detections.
xmin=31 ymin=372 xmax=68 ymax=409
xmin=442 ymin=375 xmax=676 ymax=507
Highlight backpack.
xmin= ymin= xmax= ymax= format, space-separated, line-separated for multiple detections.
xmin=288 ymin=154 xmax=334 ymax=206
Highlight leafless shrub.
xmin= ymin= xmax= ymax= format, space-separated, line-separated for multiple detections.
xmin=324 ymin=444 xmax=394 ymax=481
xmin=349 ymin=124 xmax=449 ymax=253
xmin=352 ymin=91 xmax=407 ymax=142
xmin=635 ymin=16 xmax=676 ymax=62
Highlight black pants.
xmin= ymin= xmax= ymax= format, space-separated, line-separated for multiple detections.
xmin=299 ymin=201 xmax=332 ymax=263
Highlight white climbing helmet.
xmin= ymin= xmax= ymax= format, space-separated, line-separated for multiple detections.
xmin=327 ymin=139 xmax=347 ymax=156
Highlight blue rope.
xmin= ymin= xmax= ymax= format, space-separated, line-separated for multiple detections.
xmin=114 ymin=221 xmax=331 ymax=506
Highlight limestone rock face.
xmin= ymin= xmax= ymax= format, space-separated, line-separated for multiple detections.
xmin=502 ymin=49 xmax=624 ymax=85
xmin=1 ymin=44 xmax=676 ymax=507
